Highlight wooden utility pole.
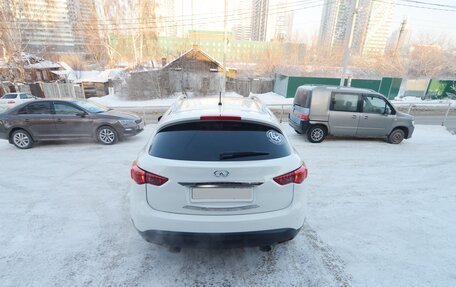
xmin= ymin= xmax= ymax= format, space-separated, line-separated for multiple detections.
xmin=340 ymin=0 xmax=359 ymax=87
xmin=394 ymin=18 xmax=407 ymax=56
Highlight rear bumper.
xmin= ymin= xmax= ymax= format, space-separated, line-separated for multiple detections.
xmin=288 ymin=115 xmax=311 ymax=134
xmin=138 ymin=228 xmax=301 ymax=248
xmin=129 ymin=183 xmax=307 ymax=241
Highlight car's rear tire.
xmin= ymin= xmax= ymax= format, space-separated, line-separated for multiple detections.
xmin=307 ymin=125 xmax=327 ymax=143
xmin=388 ymin=128 xmax=405 ymax=144
xmin=97 ymin=126 xmax=118 ymax=145
xmin=11 ymin=129 xmax=34 ymax=149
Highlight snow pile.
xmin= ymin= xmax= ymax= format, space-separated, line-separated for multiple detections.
xmin=252 ymin=92 xmax=293 ymax=105
xmin=89 ymin=92 xmax=244 ymax=108
xmin=392 ymin=96 xmax=456 ymax=107
xmin=88 ymin=90 xmax=456 ymax=109
xmin=88 ymin=94 xmax=178 ymax=108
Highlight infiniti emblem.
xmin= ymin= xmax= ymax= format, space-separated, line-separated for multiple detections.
xmin=214 ymin=170 xmax=229 ymax=177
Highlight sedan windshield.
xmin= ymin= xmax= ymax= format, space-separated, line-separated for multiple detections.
xmin=72 ymin=100 xmax=109 ymax=113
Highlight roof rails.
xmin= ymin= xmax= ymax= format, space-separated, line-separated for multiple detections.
xmin=249 ymin=95 xmax=269 ymax=114
xmin=170 ymin=94 xmax=188 ymax=113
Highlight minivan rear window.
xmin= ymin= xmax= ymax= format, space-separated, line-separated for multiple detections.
xmin=149 ymin=121 xmax=291 ymax=161
xmin=293 ymin=88 xmax=311 ymax=108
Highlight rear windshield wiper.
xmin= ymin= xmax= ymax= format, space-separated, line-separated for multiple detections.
xmin=219 ymin=151 xmax=270 ymax=160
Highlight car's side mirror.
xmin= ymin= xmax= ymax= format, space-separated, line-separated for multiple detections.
xmin=384 ymin=105 xmax=391 ymax=115
xmin=158 ymin=115 xmax=162 ymax=122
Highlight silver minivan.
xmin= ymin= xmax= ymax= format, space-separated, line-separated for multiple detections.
xmin=289 ymin=85 xmax=415 ymax=144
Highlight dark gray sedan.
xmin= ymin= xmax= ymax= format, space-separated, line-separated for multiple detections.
xmin=0 ymin=99 xmax=144 ymax=149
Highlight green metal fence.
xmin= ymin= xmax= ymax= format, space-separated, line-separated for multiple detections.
xmin=426 ymin=80 xmax=456 ymax=99
xmin=274 ymin=74 xmax=402 ymax=99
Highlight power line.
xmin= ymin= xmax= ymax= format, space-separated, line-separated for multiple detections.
xmin=3 ymin=1 xmax=331 ymax=32
xmin=373 ymin=0 xmax=456 ymax=12
xmin=398 ymin=0 xmax=456 ymax=9
xmin=4 ymin=0 xmax=322 ymax=25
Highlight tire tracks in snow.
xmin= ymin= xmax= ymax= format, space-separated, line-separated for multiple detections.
xmin=301 ymin=220 xmax=353 ymax=287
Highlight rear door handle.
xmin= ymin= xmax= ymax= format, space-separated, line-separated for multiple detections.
xmin=364 ymin=115 xmax=368 ymax=119
xmin=352 ymin=115 xmax=357 ymax=119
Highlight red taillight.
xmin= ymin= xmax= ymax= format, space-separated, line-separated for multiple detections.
xmin=7 ymin=100 xmax=15 ymax=104
xmin=273 ymin=164 xmax=308 ymax=185
xmin=200 ymin=115 xmax=241 ymax=121
xmin=130 ymin=161 xmax=168 ymax=186
xmin=296 ymin=113 xmax=309 ymax=120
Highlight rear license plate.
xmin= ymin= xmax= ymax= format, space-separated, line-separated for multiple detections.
xmin=192 ymin=188 xmax=253 ymax=202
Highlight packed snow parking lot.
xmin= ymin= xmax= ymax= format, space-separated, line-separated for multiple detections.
xmin=0 ymin=124 xmax=455 ymax=287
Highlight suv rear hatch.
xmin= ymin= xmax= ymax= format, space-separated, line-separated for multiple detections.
xmin=139 ymin=120 xmax=301 ymax=216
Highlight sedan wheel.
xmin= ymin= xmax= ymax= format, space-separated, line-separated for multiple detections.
xmin=11 ymin=130 xmax=33 ymax=149
xmin=97 ymin=126 xmax=118 ymax=145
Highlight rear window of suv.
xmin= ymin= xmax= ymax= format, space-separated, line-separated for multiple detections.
xmin=2 ymin=94 xmax=17 ymax=99
xmin=149 ymin=121 xmax=291 ymax=161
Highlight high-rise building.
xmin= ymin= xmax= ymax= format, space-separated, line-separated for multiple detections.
xmin=232 ymin=1 xmax=252 ymax=40
xmin=318 ymin=0 xmax=395 ymax=55
xmin=251 ymin=0 xmax=294 ymax=42
xmin=156 ymin=0 xmax=177 ymax=37
xmin=318 ymin=0 xmax=349 ymax=51
xmin=1 ymin=0 xmax=98 ymax=54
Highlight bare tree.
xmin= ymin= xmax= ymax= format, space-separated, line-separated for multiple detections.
xmin=0 ymin=0 xmax=61 ymax=81
xmin=97 ymin=0 xmax=159 ymax=66
xmin=79 ymin=7 xmax=109 ymax=68
xmin=96 ymin=0 xmax=127 ymax=66
xmin=0 ymin=0 xmax=32 ymax=81
xmin=407 ymin=44 xmax=448 ymax=78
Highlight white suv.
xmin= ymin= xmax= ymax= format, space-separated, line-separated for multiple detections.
xmin=129 ymin=96 xmax=308 ymax=250
xmin=0 ymin=92 xmax=35 ymax=108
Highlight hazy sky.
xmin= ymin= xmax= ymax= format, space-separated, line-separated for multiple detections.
xmin=155 ymin=0 xmax=456 ymax=45
xmin=293 ymin=0 xmax=456 ymax=45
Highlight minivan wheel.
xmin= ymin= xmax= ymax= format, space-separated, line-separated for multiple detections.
xmin=11 ymin=129 xmax=34 ymax=149
xmin=388 ymin=128 xmax=405 ymax=144
xmin=97 ymin=126 xmax=118 ymax=145
xmin=307 ymin=125 xmax=327 ymax=143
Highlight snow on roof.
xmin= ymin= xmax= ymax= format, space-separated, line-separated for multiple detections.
xmin=162 ymin=47 xmax=223 ymax=70
xmin=58 ymin=61 xmax=74 ymax=71
xmin=24 ymin=61 xmax=60 ymax=69
xmin=51 ymin=70 xmax=71 ymax=76
xmin=21 ymin=53 xmax=60 ymax=69
xmin=55 ymin=69 xmax=126 ymax=83
xmin=0 ymin=53 xmax=60 ymax=69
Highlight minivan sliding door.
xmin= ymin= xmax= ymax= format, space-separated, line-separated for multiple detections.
xmin=328 ymin=93 xmax=361 ymax=136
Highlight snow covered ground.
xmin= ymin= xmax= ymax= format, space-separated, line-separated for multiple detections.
xmin=0 ymin=125 xmax=455 ymax=286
